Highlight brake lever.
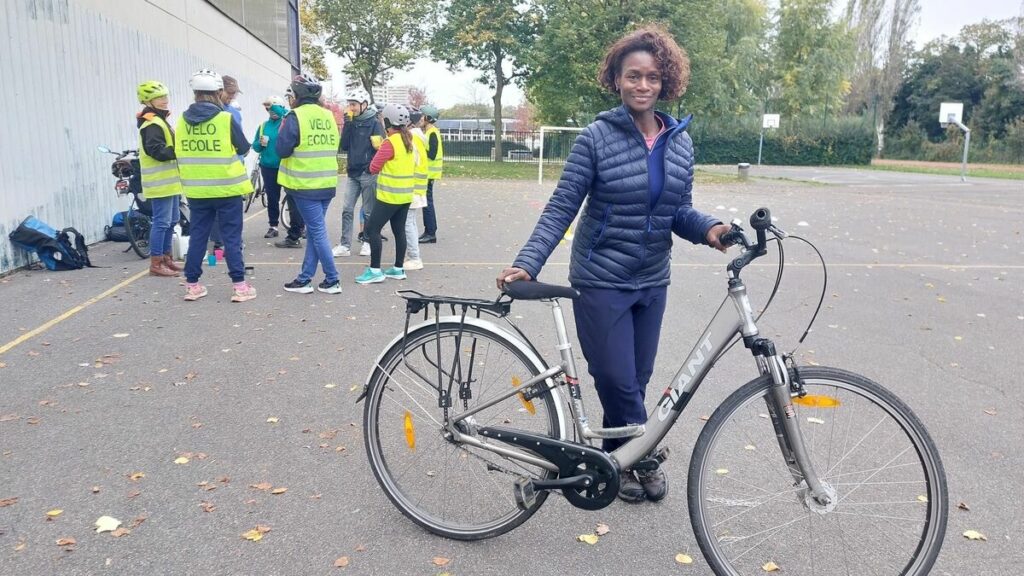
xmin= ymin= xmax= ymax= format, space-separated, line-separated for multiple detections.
xmin=768 ymin=224 xmax=788 ymax=240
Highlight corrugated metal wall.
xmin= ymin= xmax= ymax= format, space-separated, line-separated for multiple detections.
xmin=0 ymin=0 xmax=289 ymax=272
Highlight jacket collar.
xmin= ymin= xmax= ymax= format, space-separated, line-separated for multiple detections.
xmin=598 ymin=105 xmax=692 ymax=137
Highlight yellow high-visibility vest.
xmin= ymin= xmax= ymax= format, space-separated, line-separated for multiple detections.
xmin=425 ymin=124 xmax=444 ymax=180
xmin=376 ymin=133 xmax=415 ymax=205
xmin=175 ymin=112 xmax=251 ymax=198
xmin=137 ymin=114 xmax=183 ymax=199
xmin=411 ymin=134 xmax=428 ymax=199
xmin=277 ymin=104 xmax=339 ymax=190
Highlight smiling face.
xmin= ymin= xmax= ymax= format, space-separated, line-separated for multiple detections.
xmin=617 ymin=50 xmax=662 ymax=115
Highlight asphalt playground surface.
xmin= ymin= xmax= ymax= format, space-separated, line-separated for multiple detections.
xmin=1 ymin=167 xmax=1021 ymax=575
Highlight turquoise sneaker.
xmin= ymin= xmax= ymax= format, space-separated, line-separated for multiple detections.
xmin=355 ymin=267 xmax=385 ymax=284
xmin=383 ymin=267 xmax=407 ymax=280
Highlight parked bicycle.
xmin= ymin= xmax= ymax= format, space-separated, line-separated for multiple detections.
xmin=244 ymin=164 xmax=266 ymax=213
xmin=359 ymin=208 xmax=948 ymax=575
xmin=99 ymin=146 xmax=189 ymax=259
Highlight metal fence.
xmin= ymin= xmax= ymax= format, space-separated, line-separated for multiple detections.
xmin=439 ymin=129 xmax=582 ymax=163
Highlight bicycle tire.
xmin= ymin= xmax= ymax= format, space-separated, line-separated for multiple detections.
xmin=688 ymin=366 xmax=948 ymax=576
xmin=125 ymin=209 xmax=152 ymax=259
xmin=364 ymin=319 xmax=563 ymax=541
xmin=279 ymin=196 xmax=290 ymax=230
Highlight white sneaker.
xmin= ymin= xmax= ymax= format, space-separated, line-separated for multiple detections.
xmin=359 ymin=242 xmax=371 ymax=256
xmin=404 ymin=258 xmax=423 ymax=270
xmin=332 ymin=244 xmax=351 ymax=258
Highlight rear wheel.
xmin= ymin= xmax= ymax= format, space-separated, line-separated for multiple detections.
xmin=363 ymin=321 xmax=562 ymax=540
xmin=688 ymin=366 xmax=947 ymax=575
xmin=125 ymin=208 xmax=152 ymax=259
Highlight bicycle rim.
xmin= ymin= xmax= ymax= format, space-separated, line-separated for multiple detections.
xmin=126 ymin=211 xmax=151 ymax=259
xmin=689 ymin=367 xmax=947 ymax=576
xmin=364 ymin=323 xmax=559 ymax=540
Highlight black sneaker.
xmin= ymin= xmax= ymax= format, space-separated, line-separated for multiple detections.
xmin=637 ymin=467 xmax=668 ymax=502
xmin=317 ymin=280 xmax=342 ymax=294
xmin=274 ymin=237 xmax=302 ymax=248
xmin=419 ymin=233 xmax=436 ymax=244
xmin=617 ymin=470 xmax=646 ymax=503
xmin=284 ymin=279 xmax=313 ymax=293
xmin=264 ymin=227 xmax=279 ymax=238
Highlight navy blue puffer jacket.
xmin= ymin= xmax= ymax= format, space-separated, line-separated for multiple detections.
xmin=513 ymin=106 xmax=720 ymax=290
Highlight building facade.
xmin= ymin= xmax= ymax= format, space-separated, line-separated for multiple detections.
xmin=0 ymin=0 xmax=299 ymax=273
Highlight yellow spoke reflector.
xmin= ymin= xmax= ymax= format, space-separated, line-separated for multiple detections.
xmin=792 ymin=394 xmax=841 ymax=408
xmin=512 ymin=376 xmax=536 ymax=415
xmin=404 ymin=410 xmax=415 ymax=451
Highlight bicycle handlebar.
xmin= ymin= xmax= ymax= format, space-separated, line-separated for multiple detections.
xmin=725 ymin=207 xmax=787 ymax=277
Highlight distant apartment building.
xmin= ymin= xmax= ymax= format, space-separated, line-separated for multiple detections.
xmin=370 ymin=85 xmax=415 ymax=107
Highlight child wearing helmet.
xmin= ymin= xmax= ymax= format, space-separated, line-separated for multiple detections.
xmin=176 ymin=69 xmax=255 ymax=302
xmin=356 ymin=103 xmax=415 ymax=284
xmin=136 ymin=80 xmax=184 ymax=278
xmin=253 ymin=95 xmax=289 ymax=238
xmin=334 ymin=86 xmax=385 ymax=258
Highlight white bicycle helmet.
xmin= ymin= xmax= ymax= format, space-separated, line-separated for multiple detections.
xmin=189 ymin=69 xmax=223 ymax=92
xmin=381 ymin=103 xmax=411 ymax=127
xmin=263 ymin=95 xmax=287 ymax=107
xmin=346 ymin=87 xmax=371 ymax=105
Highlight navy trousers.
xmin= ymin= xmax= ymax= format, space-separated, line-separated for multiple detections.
xmin=572 ymin=286 xmax=668 ymax=452
xmin=185 ymin=196 xmax=245 ymax=283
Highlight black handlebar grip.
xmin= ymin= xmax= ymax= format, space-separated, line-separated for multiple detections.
xmin=749 ymin=207 xmax=772 ymax=231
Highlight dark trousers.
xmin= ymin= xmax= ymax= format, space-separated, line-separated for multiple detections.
xmin=261 ymin=165 xmax=282 ymax=227
xmin=365 ymin=201 xmax=409 ymax=269
xmin=572 ymin=286 xmax=668 ymax=452
xmin=283 ymin=192 xmax=305 ymax=241
xmin=185 ymin=196 xmax=246 ymax=283
xmin=422 ymin=179 xmax=437 ymax=235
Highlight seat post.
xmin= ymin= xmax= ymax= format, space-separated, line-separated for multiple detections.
xmin=549 ymin=300 xmax=578 ymax=380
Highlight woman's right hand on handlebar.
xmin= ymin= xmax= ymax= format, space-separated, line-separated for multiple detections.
xmin=496 ymin=266 xmax=532 ymax=290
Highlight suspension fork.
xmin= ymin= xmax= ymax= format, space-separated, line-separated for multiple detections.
xmin=755 ymin=345 xmax=833 ymax=506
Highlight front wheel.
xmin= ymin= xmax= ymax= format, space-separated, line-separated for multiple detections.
xmin=688 ymin=366 xmax=947 ymax=576
xmin=125 ymin=209 xmax=152 ymax=259
xmin=363 ymin=320 xmax=563 ymax=540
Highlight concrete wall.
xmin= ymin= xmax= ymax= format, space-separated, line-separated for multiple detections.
xmin=0 ymin=0 xmax=293 ymax=272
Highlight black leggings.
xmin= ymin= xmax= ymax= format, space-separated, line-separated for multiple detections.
xmin=365 ymin=201 xmax=409 ymax=269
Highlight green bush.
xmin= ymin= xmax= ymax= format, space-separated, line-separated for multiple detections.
xmin=884 ymin=117 xmax=1024 ymax=164
xmin=689 ymin=116 xmax=874 ymax=165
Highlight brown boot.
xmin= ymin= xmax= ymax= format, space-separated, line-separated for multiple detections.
xmin=162 ymin=254 xmax=183 ymax=272
xmin=150 ymin=256 xmax=178 ymax=277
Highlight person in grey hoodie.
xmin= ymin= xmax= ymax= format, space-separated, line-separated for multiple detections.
xmin=333 ymin=87 xmax=385 ymax=257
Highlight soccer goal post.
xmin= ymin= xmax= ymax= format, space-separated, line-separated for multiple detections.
xmin=537 ymin=126 xmax=585 ymax=185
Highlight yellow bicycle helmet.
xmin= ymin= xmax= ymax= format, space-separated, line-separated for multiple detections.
xmin=137 ymin=80 xmax=169 ymax=104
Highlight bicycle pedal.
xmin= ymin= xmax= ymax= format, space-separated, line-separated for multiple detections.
xmin=513 ymin=478 xmax=537 ymax=511
xmin=633 ymin=447 xmax=671 ymax=471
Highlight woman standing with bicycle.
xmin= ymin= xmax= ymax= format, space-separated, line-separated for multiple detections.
xmin=253 ymin=95 xmax=288 ymax=238
xmin=136 ymin=80 xmax=184 ymax=278
xmin=498 ymin=25 xmax=730 ymax=503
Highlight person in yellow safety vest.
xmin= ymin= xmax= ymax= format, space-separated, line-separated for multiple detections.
xmin=356 ymin=104 xmax=416 ymax=284
xmin=136 ymin=80 xmax=184 ymax=278
xmin=176 ymin=69 xmax=256 ymax=303
xmin=419 ymin=104 xmax=443 ymax=244
xmin=402 ymin=107 xmax=429 ymax=271
xmin=277 ymin=74 xmax=343 ymax=295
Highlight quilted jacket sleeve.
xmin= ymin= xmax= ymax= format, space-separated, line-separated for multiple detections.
xmin=512 ymin=128 xmax=596 ymax=280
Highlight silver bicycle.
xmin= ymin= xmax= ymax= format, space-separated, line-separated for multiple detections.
xmin=359 ymin=208 xmax=948 ymax=575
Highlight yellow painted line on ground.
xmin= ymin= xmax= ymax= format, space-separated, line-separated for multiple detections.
xmin=0 ymin=268 xmax=150 ymax=356
xmin=244 ymin=261 xmax=1024 ymax=270
xmin=244 ymin=207 xmax=266 ymax=222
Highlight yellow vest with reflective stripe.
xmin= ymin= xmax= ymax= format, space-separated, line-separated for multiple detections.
xmin=425 ymin=124 xmax=444 ymax=180
xmin=376 ymin=133 xmax=415 ymax=205
xmin=277 ymin=104 xmax=339 ymax=191
xmin=137 ymin=115 xmax=183 ymax=199
xmin=411 ymin=134 xmax=428 ymax=198
xmin=175 ymin=112 xmax=252 ymax=198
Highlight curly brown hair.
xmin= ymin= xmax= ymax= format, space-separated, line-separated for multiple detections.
xmin=598 ymin=24 xmax=690 ymax=101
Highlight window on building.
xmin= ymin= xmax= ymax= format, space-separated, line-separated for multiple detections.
xmin=207 ymin=0 xmax=300 ymax=72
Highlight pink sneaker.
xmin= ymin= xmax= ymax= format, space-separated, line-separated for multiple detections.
xmin=231 ymin=281 xmax=257 ymax=303
xmin=184 ymin=283 xmax=208 ymax=301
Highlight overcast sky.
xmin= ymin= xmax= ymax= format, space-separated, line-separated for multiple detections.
xmin=323 ymin=0 xmax=1022 ymax=108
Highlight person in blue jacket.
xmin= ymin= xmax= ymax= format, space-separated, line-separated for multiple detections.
xmin=252 ymin=96 xmax=288 ymax=238
xmin=497 ymin=25 xmax=730 ymax=504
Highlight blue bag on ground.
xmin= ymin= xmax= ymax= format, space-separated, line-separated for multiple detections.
xmin=8 ymin=216 xmax=94 ymax=270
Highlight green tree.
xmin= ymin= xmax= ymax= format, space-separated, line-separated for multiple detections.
xmin=314 ymin=0 xmax=435 ymax=101
xmin=299 ymin=1 xmax=329 ymax=80
xmin=431 ymin=0 xmax=540 ymax=162
xmin=773 ymin=0 xmax=854 ymax=118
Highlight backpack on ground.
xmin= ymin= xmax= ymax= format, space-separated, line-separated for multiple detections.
xmin=104 ymin=225 xmax=130 ymax=242
xmin=8 ymin=216 xmax=95 ymax=270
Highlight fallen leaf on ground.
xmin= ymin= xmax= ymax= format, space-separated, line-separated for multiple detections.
xmin=111 ymin=527 xmax=130 ymax=537
xmin=334 ymin=556 xmax=350 ymax=567
xmin=127 ymin=490 xmax=141 ymax=499
xmin=963 ymin=530 xmax=987 ymax=541
xmin=91 ymin=486 xmax=101 ymax=494
xmin=241 ymin=525 xmax=271 ymax=542
xmin=46 ymin=509 xmax=63 ymax=517
xmin=324 ymin=383 xmax=337 ymax=389
xmin=983 ymin=409 xmax=997 ymax=416
xmin=432 ymin=556 xmax=451 ymax=566
xmin=675 ymin=553 xmax=693 ymax=564
xmin=129 ymin=515 xmax=147 ymax=528
xmin=0 ymin=497 xmax=18 ymax=507
xmin=266 ymin=417 xmax=279 ymax=423
xmin=200 ymin=502 xmax=215 ymax=513
xmin=577 ymin=534 xmax=599 ymax=545
xmin=14 ymin=541 xmax=26 ymax=551
xmin=129 ymin=472 xmax=145 ymax=481
xmin=355 ymin=544 xmax=367 ymax=552
xmin=250 ymin=482 xmax=272 ymax=491
xmin=806 ymin=417 xmax=826 ymax=425
xmin=762 ymin=560 xmax=780 ymax=572
xmin=595 ymin=523 xmax=610 ymax=536
xmin=958 ymin=501 xmax=971 ymax=511
xmin=0 ymin=414 xmax=19 ymax=422
xmin=715 ymin=468 xmax=729 ymax=475
xmin=174 ymin=457 xmax=190 ymax=465
xmin=271 ymin=487 xmax=288 ymax=495
xmin=95 ymin=516 xmax=122 ymax=533
xmin=56 ymin=538 xmax=76 ymax=547
xmin=349 ymin=385 xmax=359 ymax=392
xmin=113 ymin=333 xmax=129 ymax=338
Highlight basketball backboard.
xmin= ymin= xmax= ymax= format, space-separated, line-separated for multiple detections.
xmin=939 ymin=102 xmax=963 ymax=126
xmin=763 ymin=114 xmax=780 ymax=129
